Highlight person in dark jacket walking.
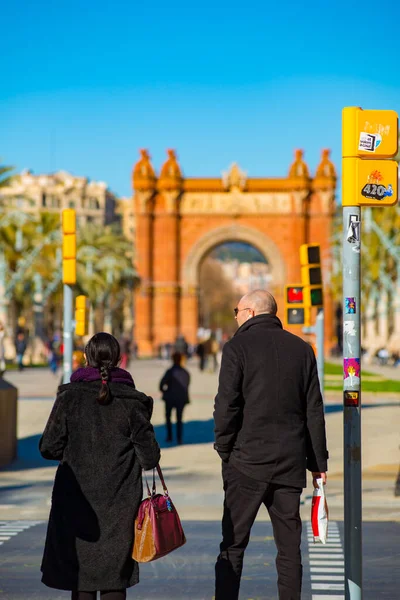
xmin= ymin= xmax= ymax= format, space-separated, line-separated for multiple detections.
xmin=213 ymin=290 xmax=328 ymax=600
xmin=159 ymin=352 xmax=190 ymax=444
xmin=15 ymin=331 xmax=27 ymax=371
xmin=39 ymin=332 xmax=161 ymax=600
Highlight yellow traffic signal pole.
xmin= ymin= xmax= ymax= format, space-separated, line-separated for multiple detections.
xmin=62 ymin=209 xmax=77 ymax=384
xmin=342 ymin=107 xmax=398 ymax=600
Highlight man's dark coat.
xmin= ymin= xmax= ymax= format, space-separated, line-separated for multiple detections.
xmin=39 ymin=381 xmax=160 ymax=591
xmin=214 ymin=314 xmax=328 ymax=488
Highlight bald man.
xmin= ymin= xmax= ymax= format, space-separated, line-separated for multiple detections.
xmin=214 ymin=290 xmax=328 ymax=600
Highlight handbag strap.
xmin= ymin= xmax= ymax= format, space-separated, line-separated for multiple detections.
xmin=156 ymin=464 xmax=169 ymax=495
xmin=143 ymin=464 xmax=169 ymax=496
xmin=143 ymin=469 xmax=156 ymax=498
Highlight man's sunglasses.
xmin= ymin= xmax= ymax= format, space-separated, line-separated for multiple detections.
xmin=234 ymin=307 xmax=252 ymax=317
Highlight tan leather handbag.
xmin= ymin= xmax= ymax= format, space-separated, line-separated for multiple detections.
xmin=132 ymin=465 xmax=186 ymax=563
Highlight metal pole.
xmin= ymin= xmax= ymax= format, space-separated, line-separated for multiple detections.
xmin=342 ymin=206 xmax=362 ymax=600
xmin=316 ymin=309 xmax=324 ymax=396
xmin=63 ymin=284 xmax=73 ymax=384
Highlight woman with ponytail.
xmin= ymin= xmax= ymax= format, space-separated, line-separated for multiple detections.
xmin=39 ymin=332 xmax=160 ymax=599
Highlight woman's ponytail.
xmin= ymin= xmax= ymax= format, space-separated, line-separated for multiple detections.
xmin=98 ymin=364 xmax=111 ymax=405
xmin=84 ymin=332 xmax=121 ymax=406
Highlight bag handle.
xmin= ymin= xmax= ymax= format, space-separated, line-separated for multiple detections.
xmin=143 ymin=464 xmax=169 ymax=497
xmin=156 ymin=464 xmax=169 ymax=495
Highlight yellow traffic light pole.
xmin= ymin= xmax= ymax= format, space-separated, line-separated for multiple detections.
xmin=62 ymin=209 xmax=77 ymax=384
xmin=342 ymin=107 xmax=398 ymax=600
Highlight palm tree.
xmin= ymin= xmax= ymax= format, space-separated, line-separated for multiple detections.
xmin=0 ymin=162 xmax=15 ymax=191
xmin=1 ymin=209 xmax=138 ymax=337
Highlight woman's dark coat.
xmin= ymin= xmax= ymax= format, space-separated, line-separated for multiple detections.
xmin=159 ymin=365 xmax=190 ymax=408
xmin=39 ymin=380 xmax=160 ymax=591
xmin=213 ymin=314 xmax=328 ymax=489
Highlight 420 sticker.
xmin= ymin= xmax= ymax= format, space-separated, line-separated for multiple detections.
xmin=361 ymin=170 xmax=393 ymax=201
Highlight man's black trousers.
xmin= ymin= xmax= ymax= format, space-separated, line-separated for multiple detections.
xmin=215 ymin=462 xmax=303 ymax=600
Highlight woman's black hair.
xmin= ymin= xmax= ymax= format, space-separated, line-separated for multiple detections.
xmin=85 ymin=332 xmax=121 ymax=405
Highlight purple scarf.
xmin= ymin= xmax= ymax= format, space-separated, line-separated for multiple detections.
xmin=70 ymin=366 xmax=135 ymax=386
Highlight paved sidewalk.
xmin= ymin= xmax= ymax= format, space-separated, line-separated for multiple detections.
xmin=1 ymin=360 xmax=399 ymax=522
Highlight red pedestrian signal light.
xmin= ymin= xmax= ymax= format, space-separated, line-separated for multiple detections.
xmin=286 ymin=286 xmax=303 ymax=304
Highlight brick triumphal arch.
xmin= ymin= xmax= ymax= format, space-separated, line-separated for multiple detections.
xmin=132 ymin=148 xmax=336 ymax=356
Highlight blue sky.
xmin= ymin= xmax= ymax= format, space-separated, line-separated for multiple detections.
xmin=2 ymin=0 xmax=399 ymax=197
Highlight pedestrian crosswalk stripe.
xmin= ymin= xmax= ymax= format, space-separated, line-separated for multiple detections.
xmin=309 ymin=561 xmax=345 ymax=566
xmin=312 ymin=596 xmax=344 ymax=600
xmin=311 ymin=575 xmax=344 ymax=581
xmin=312 ymin=583 xmax=345 ymax=590
xmin=309 ymin=547 xmax=344 ymax=552
xmin=0 ymin=521 xmax=44 ymax=549
xmin=311 ymin=567 xmax=344 ymax=573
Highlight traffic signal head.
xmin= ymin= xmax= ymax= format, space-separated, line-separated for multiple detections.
xmin=301 ymin=265 xmax=322 ymax=286
xmin=284 ymin=285 xmax=305 ymax=326
xmin=62 ymin=209 xmax=76 ymax=234
xmin=300 ymin=243 xmax=321 ymax=267
xmin=303 ymin=286 xmax=324 ymax=307
xmin=75 ymin=295 xmax=89 ymax=337
xmin=286 ymin=307 xmax=305 ymax=325
xmin=299 ymin=243 xmax=323 ymax=308
xmin=62 ymin=209 xmax=76 ymax=285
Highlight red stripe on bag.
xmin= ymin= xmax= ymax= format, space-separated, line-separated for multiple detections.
xmin=311 ymin=496 xmax=320 ymax=537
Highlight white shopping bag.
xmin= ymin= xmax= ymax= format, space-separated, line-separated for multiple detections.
xmin=311 ymin=478 xmax=329 ymax=544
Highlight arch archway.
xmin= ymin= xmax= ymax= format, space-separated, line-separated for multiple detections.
xmin=182 ymin=223 xmax=286 ymax=290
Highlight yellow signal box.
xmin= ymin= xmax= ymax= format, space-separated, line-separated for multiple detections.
xmin=342 ymin=157 xmax=397 ymax=207
xmin=300 ymin=244 xmax=323 ymax=308
xmin=62 ymin=209 xmax=76 ymax=285
xmin=75 ymin=295 xmax=90 ymax=336
xmin=342 ymin=107 xmax=398 ymax=159
xmin=284 ymin=285 xmax=305 ymax=326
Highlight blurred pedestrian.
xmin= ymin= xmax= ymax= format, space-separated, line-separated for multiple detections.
xmin=15 ymin=331 xmax=27 ymax=371
xmin=196 ymin=341 xmax=206 ymax=371
xmin=174 ymin=335 xmax=188 ymax=363
xmin=209 ymin=333 xmax=219 ymax=372
xmin=159 ymin=352 xmax=190 ymax=444
xmin=39 ymin=332 xmax=160 ymax=599
xmin=214 ymin=290 xmax=328 ymax=600
xmin=119 ymin=335 xmax=131 ymax=370
xmin=47 ymin=333 xmax=61 ymax=375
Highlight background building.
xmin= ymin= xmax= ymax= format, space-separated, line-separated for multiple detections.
xmin=0 ymin=170 xmax=119 ymax=226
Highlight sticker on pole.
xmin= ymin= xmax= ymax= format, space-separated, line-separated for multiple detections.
xmin=358 ymin=132 xmax=382 ymax=152
xmin=344 ymin=390 xmax=359 ymax=407
xmin=343 ymin=320 xmax=356 ymax=355
xmin=344 ymin=358 xmax=360 ymax=388
xmin=345 ymin=297 xmax=356 ymax=314
xmin=311 ymin=478 xmax=329 ymax=544
xmin=361 ymin=170 xmax=394 ymax=201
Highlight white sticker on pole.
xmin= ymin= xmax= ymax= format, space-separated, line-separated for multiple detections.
xmin=311 ymin=478 xmax=329 ymax=544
